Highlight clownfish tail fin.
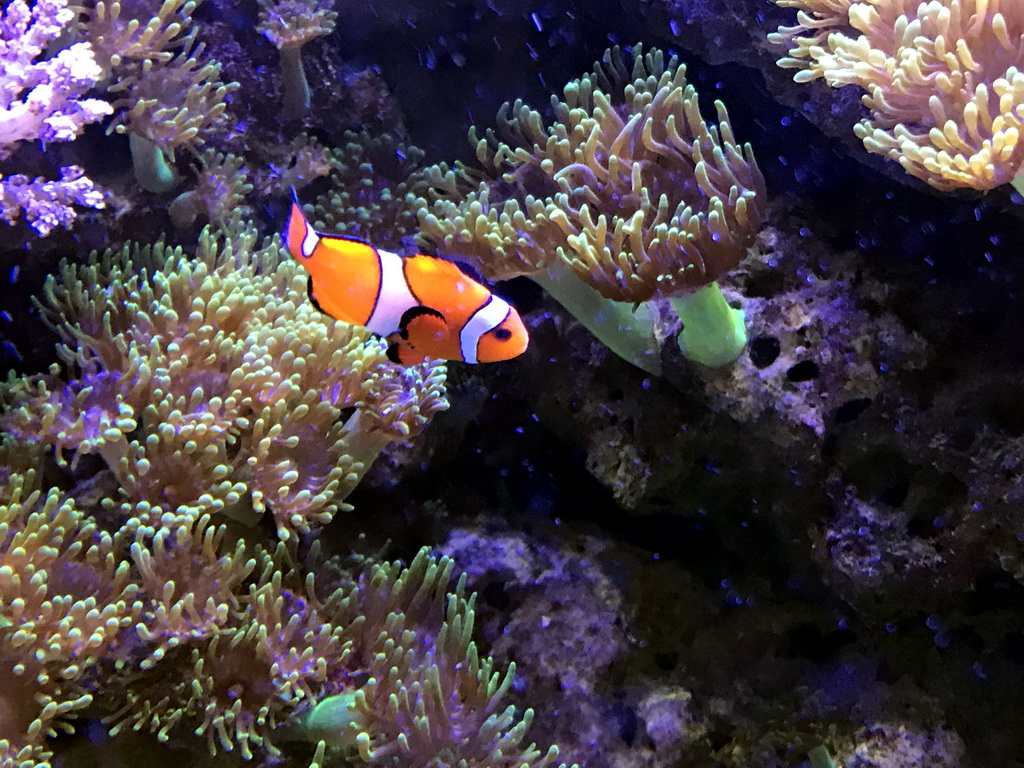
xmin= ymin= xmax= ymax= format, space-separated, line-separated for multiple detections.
xmin=285 ymin=188 xmax=319 ymax=260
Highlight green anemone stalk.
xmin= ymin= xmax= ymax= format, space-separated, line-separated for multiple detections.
xmin=670 ymin=282 xmax=747 ymax=368
xmin=279 ymin=45 xmax=311 ymax=120
xmin=129 ymin=132 xmax=177 ymax=193
xmin=532 ymin=264 xmax=662 ymax=375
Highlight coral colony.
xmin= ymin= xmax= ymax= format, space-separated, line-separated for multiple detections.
xmin=3 ymin=0 xmax=1024 ymax=767
xmin=0 ymin=0 xmax=109 ymax=234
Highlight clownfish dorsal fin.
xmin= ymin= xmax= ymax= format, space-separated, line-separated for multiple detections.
xmin=285 ymin=187 xmax=320 ymax=260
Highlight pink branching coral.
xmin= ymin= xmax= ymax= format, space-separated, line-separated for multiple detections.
xmin=1 ymin=0 xmax=237 ymax=230
xmin=769 ymin=0 xmax=1024 ymax=190
xmin=0 ymin=166 xmax=105 ymax=236
xmin=0 ymin=0 xmax=111 ymax=149
xmin=0 ymin=0 xmax=110 ymax=234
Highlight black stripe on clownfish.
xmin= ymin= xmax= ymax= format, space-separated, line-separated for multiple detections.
xmin=306 ymin=276 xmax=327 ymax=316
xmin=283 ymin=189 xmax=529 ymax=365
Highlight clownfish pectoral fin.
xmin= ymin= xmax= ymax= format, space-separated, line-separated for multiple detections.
xmin=386 ymin=334 xmax=428 ymax=365
xmin=384 ymin=306 xmax=449 ymax=365
xmin=285 ymin=187 xmax=319 ymax=261
xmin=398 ymin=305 xmax=448 ymax=339
xmin=400 ymin=306 xmax=451 ymax=350
xmin=306 ymin=276 xmax=328 ymax=316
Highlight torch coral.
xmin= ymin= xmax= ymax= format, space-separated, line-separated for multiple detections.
xmin=105 ymin=543 xmax=570 ymax=767
xmin=769 ymin=0 xmax=1024 ymax=191
xmin=420 ymin=44 xmax=765 ymax=300
xmin=2 ymin=223 xmax=448 ymax=540
xmin=299 ymin=548 xmax=570 ymax=768
xmin=168 ymin=149 xmax=254 ymax=233
xmin=71 ymin=0 xmax=222 ymax=191
xmin=113 ymin=596 xmax=335 ymax=760
xmin=0 ymin=439 xmax=568 ymax=767
xmin=416 ymin=44 xmax=767 ymax=369
xmin=0 ymin=475 xmax=135 ymax=766
xmin=0 ymin=0 xmax=110 ymax=234
xmin=72 ymin=0 xmax=199 ymax=68
xmin=111 ymin=536 xmax=351 ymax=760
xmin=0 ymin=633 xmax=91 ymax=768
xmin=257 ymin=0 xmax=338 ymax=119
xmin=105 ymin=541 xmax=310 ymax=759
xmin=130 ymin=514 xmax=256 ymax=668
xmin=270 ymin=131 xmax=336 ymax=192
xmin=308 ymin=131 xmax=429 ymax=249
xmin=0 ymin=437 xmax=43 ymax=503
xmin=108 ymin=32 xmax=239 ymax=192
xmin=1 ymin=481 xmax=141 ymax=668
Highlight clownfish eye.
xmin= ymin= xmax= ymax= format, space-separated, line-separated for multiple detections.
xmin=494 ymin=327 xmax=513 ymax=341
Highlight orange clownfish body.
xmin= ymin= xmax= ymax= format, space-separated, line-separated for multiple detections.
xmin=284 ymin=191 xmax=529 ymax=365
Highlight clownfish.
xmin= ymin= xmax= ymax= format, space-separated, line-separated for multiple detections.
xmin=284 ymin=191 xmax=529 ymax=365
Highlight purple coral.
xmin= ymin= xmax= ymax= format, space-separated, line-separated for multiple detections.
xmin=1 ymin=0 xmax=111 ymax=234
xmin=0 ymin=165 xmax=104 ymax=235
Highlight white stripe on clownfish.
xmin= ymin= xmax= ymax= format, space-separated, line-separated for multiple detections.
xmin=460 ymin=295 xmax=512 ymax=364
xmin=365 ymin=248 xmax=419 ymax=337
xmin=300 ymin=221 xmax=320 ymax=259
